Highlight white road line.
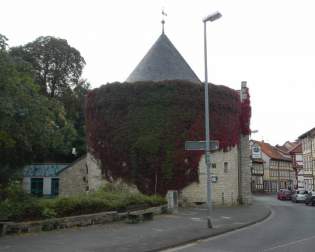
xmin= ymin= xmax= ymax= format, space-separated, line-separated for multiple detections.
xmin=263 ymin=235 xmax=315 ymax=251
xmin=161 ymin=208 xmax=274 ymax=252
xmin=152 ymin=228 xmax=164 ymax=232
xmin=162 ymin=242 xmax=199 ymax=252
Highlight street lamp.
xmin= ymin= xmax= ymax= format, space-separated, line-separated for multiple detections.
xmin=203 ymin=11 xmax=222 ymax=229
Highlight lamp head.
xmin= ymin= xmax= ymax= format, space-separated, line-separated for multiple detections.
xmin=203 ymin=11 xmax=222 ymax=22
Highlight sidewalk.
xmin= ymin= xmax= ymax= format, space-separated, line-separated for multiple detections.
xmin=0 ymin=197 xmax=271 ymax=252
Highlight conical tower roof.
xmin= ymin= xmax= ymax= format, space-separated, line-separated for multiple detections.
xmin=126 ymin=33 xmax=200 ymax=83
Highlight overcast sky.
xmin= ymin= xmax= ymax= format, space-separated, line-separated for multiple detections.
xmin=2 ymin=0 xmax=315 ymax=145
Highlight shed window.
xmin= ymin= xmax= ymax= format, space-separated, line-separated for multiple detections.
xmin=31 ymin=178 xmax=43 ymax=196
xmin=51 ymin=178 xmax=59 ymax=196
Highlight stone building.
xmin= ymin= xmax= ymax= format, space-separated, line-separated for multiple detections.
xmin=23 ymin=156 xmax=100 ymax=197
xmin=299 ymin=127 xmax=315 ymax=191
xmin=23 ymin=163 xmax=69 ymax=196
xmin=85 ymin=29 xmax=252 ymax=206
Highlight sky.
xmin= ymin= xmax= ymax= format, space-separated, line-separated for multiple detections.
xmin=1 ymin=0 xmax=315 ymax=146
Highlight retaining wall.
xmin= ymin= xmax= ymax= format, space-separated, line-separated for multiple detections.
xmin=0 ymin=205 xmax=167 ymax=236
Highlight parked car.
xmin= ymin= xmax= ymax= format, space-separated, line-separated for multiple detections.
xmin=305 ymin=191 xmax=315 ymax=206
xmin=291 ymin=190 xmax=308 ymax=203
xmin=277 ymin=189 xmax=293 ymax=200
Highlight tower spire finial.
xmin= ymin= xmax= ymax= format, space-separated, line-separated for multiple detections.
xmin=161 ymin=8 xmax=167 ymax=34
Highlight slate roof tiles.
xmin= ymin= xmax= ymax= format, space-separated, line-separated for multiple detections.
xmin=126 ymin=33 xmax=200 ymax=83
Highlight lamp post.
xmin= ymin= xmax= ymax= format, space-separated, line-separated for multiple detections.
xmin=203 ymin=11 xmax=222 ymax=228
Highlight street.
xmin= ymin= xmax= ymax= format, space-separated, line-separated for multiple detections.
xmin=1 ymin=195 xmax=314 ymax=251
xmin=166 ymin=195 xmax=315 ymax=252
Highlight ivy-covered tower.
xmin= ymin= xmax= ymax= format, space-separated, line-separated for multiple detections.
xmin=126 ymin=32 xmax=200 ymax=83
xmin=85 ymin=29 xmax=252 ymax=206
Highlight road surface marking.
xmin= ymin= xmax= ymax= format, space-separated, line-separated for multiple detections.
xmin=221 ymin=216 xmax=231 ymax=219
xmin=152 ymin=228 xmax=164 ymax=232
xmin=263 ymin=234 xmax=315 ymax=251
xmin=162 ymin=208 xmax=274 ymax=252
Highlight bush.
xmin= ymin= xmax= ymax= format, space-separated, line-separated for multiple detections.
xmin=0 ymin=197 xmax=44 ymax=222
xmin=0 ymin=181 xmax=44 ymax=221
xmin=0 ymin=183 xmax=167 ymax=221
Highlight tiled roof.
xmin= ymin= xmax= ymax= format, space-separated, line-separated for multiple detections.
xmin=255 ymin=141 xmax=291 ymax=161
xmin=126 ymin=33 xmax=201 ymax=83
xmin=290 ymin=142 xmax=302 ymax=153
xmin=23 ymin=163 xmax=70 ymax=177
xmin=299 ymin=127 xmax=315 ymax=139
xmin=275 ymin=145 xmax=289 ymax=154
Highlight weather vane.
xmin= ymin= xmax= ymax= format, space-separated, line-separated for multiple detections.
xmin=161 ymin=8 xmax=167 ymax=34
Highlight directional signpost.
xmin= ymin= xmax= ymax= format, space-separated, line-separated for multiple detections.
xmin=185 ymin=140 xmax=219 ymax=151
xmin=185 ymin=140 xmax=220 ymax=183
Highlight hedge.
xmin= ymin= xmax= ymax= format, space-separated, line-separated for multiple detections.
xmin=0 ymin=183 xmax=166 ymax=222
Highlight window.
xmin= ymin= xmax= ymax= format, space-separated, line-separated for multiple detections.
xmin=224 ymin=162 xmax=228 ymax=173
xmin=212 ymin=163 xmax=216 ymax=169
xmin=51 ymin=178 xmax=59 ymax=196
xmin=31 ymin=178 xmax=43 ymax=196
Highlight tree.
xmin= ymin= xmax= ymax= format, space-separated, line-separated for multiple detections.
xmin=10 ymin=36 xmax=89 ymax=158
xmin=0 ymin=34 xmax=8 ymax=51
xmin=61 ymin=79 xmax=90 ymax=157
xmin=10 ymin=36 xmax=85 ymax=98
xmin=0 ymin=41 xmax=76 ymax=185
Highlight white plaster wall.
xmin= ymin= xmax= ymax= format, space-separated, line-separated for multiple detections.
xmin=261 ymin=152 xmax=271 ymax=178
xmin=23 ymin=177 xmax=31 ymax=193
xmin=43 ymin=177 xmax=51 ymax=196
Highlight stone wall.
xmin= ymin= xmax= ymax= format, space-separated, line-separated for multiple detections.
xmin=0 ymin=205 xmax=167 ymax=236
xmin=239 ymin=135 xmax=252 ymax=204
xmin=181 ymin=146 xmax=239 ymax=206
xmin=86 ymin=153 xmax=106 ymax=192
xmin=59 ymin=156 xmax=88 ymax=197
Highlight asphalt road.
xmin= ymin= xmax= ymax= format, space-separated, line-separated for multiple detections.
xmin=166 ymin=196 xmax=315 ymax=252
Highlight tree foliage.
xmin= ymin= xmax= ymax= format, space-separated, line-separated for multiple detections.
xmin=0 ymin=35 xmax=82 ymax=185
xmin=10 ymin=36 xmax=85 ymax=98
xmin=0 ymin=34 xmax=8 ymax=51
xmin=10 ymin=36 xmax=88 ymax=158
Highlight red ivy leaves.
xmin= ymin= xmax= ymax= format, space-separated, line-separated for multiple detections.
xmin=85 ymin=81 xmax=251 ymax=195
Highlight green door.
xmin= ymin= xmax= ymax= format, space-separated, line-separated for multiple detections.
xmin=31 ymin=178 xmax=43 ymax=196
xmin=51 ymin=178 xmax=59 ymax=196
